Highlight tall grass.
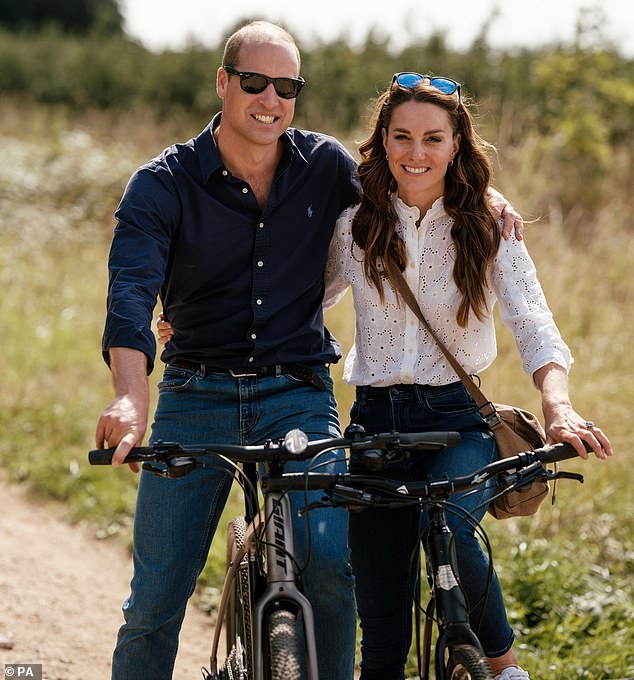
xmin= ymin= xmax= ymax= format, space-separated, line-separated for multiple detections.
xmin=1 ymin=103 xmax=632 ymax=678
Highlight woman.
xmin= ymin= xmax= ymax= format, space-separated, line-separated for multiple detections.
xmin=158 ymin=73 xmax=612 ymax=679
xmin=322 ymin=73 xmax=612 ymax=680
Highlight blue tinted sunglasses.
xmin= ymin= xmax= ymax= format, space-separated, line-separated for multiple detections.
xmin=391 ymin=72 xmax=461 ymax=108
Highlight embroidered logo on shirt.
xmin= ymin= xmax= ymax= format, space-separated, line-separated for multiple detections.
xmin=307 ymin=205 xmax=313 ymax=218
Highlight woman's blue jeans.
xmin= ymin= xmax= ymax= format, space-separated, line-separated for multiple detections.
xmin=111 ymin=364 xmax=355 ymax=680
xmin=348 ymin=382 xmax=515 ymax=680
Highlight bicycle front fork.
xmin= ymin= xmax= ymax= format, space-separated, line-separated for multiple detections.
xmin=425 ymin=505 xmax=485 ymax=678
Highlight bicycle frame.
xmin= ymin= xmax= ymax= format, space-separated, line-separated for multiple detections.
xmin=253 ymin=490 xmax=318 ymax=680
xmin=209 ymin=464 xmax=319 ymax=680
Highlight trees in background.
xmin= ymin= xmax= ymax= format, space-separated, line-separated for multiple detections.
xmin=0 ymin=11 xmax=631 ymax=235
xmin=0 ymin=0 xmax=123 ymax=35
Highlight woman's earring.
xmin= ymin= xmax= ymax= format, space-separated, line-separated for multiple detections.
xmin=448 ymin=158 xmax=454 ymax=167
xmin=386 ymin=153 xmax=390 ymax=161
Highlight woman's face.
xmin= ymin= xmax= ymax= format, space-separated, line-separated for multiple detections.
xmin=382 ymin=99 xmax=460 ymax=211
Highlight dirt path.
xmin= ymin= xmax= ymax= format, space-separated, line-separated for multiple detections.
xmin=0 ymin=480 xmax=216 ymax=680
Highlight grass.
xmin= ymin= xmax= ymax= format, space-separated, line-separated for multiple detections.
xmin=1 ymin=102 xmax=632 ymax=678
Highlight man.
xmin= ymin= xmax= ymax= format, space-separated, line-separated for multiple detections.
xmin=97 ymin=21 xmax=358 ymax=680
xmin=96 ymin=20 xmax=521 ymax=679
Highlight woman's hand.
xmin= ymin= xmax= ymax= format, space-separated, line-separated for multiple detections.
xmin=534 ymin=363 xmax=613 ymax=460
xmin=542 ymin=401 xmax=613 ymax=460
xmin=156 ymin=313 xmax=174 ymax=346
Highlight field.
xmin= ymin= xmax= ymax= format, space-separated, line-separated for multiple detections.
xmin=1 ymin=100 xmax=632 ymax=678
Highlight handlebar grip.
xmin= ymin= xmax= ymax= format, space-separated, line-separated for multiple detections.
xmin=397 ymin=431 xmax=462 ymax=448
xmin=535 ymin=441 xmax=590 ymax=465
xmin=88 ymin=448 xmax=116 ymax=465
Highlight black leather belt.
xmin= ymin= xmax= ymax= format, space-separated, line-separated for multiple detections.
xmin=168 ymin=358 xmax=327 ymax=391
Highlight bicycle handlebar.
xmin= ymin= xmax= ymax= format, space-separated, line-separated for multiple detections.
xmin=88 ymin=427 xmax=588 ymax=503
xmin=88 ymin=429 xmax=462 ymax=466
xmin=262 ymin=442 xmax=586 ymax=499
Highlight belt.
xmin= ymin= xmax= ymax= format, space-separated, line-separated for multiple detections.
xmin=168 ymin=358 xmax=327 ymax=391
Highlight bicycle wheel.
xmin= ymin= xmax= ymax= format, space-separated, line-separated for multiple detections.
xmin=445 ymin=644 xmax=493 ymax=680
xmin=224 ymin=516 xmax=253 ymax=680
xmin=265 ymin=608 xmax=305 ymax=680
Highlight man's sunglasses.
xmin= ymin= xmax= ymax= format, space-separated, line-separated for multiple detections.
xmin=224 ymin=65 xmax=305 ymax=99
xmin=391 ymin=72 xmax=461 ymax=108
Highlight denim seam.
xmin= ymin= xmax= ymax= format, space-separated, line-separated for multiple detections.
xmin=238 ymin=377 xmax=259 ymax=439
xmin=187 ymin=474 xmax=232 ymax=602
xmin=400 ymin=508 xmax=417 ymax=663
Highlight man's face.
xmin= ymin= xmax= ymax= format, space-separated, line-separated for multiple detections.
xmin=217 ymin=40 xmax=300 ymax=149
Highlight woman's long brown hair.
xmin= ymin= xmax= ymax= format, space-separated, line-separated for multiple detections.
xmin=352 ymin=83 xmax=500 ymax=327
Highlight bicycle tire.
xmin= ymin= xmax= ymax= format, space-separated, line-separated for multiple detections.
xmin=265 ymin=609 xmax=305 ymax=680
xmin=445 ymin=644 xmax=493 ymax=680
xmin=224 ymin=516 xmax=253 ymax=680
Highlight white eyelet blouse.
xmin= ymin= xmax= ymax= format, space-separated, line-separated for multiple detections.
xmin=324 ymin=195 xmax=572 ymax=387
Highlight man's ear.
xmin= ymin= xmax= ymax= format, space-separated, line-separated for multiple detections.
xmin=216 ymin=66 xmax=227 ymax=99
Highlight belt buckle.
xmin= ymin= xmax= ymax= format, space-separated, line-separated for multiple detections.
xmin=229 ymin=368 xmax=258 ymax=378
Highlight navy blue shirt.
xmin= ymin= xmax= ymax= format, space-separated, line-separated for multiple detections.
xmin=102 ymin=114 xmax=360 ymax=373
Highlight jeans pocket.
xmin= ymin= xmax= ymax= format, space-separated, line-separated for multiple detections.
xmin=157 ymin=367 xmax=198 ymax=392
xmin=280 ymin=366 xmax=333 ymax=391
xmin=425 ymin=385 xmax=477 ymax=417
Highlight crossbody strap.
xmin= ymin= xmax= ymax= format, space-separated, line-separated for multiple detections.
xmin=390 ymin=267 xmax=501 ymax=427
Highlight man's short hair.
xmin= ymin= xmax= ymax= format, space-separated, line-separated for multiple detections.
xmin=222 ymin=20 xmax=301 ymax=69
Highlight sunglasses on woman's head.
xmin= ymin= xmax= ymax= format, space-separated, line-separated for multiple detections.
xmin=391 ymin=72 xmax=461 ymax=109
xmin=224 ymin=65 xmax=305 ymax=99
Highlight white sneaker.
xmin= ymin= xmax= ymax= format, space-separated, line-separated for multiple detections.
xmin=493 ymin=667 xmax=530 ymax=680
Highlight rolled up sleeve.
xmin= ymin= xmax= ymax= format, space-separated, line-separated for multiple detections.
xmin=102 ymin=163 xmax=179 ymax=373
xmin=492 ymin=234 xmax=573 ymax=379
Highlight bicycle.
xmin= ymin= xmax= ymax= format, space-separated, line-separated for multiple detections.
xmin=89 ymin=426 xmax=586 ymax=680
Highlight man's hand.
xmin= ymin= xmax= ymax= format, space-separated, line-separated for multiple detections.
xmin=488 ymin=187 xmax=524 ymax=241
xmin=156 ymin=312 xmax=174 ymax=346
xmin=95 ymin=347 xmax=149 ymax=473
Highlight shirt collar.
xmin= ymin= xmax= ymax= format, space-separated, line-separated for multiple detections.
xmin=393 ymin=193 xmax=446 ymax=224
xmin=195 ymin=112 xmax=307 ymax=183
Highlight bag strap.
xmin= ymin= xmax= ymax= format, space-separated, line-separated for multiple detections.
xmin=390 ymin=267 xmax=502 ymax=428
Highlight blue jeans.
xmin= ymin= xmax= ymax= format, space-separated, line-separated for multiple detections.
xmin=348 ymin=382 xmax=515 ymax=680
xmin=112 ymin=364 xmax=355 ymax=680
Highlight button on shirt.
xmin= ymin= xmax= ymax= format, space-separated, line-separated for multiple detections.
xmin=102 ymin=113 xmax=360 ymax=372
xmin=324 ymin=196 xmax=572 ymax=387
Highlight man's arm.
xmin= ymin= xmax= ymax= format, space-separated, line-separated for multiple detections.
xmin=95 ymin=347 xmax=149 ymax=472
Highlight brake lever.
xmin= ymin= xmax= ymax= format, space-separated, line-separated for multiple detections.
xmin=547 ymin=470 xmax=584 ymax=484
xmin=142 ymin=456 xmax=198 ymax=479
xmin=501 ymin=464 xmax=584 ymax=508
xmin=298 ymin=499 xmax=338 ymax=515
xmin=298 ymin=486 xmax=377 ymax=515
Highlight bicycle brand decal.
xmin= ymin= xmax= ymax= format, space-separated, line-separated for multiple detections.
xmin=272 ymin=502 xmax=288 ymax=575
xmin=435 ymin=565 xmax=459 ymax=591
